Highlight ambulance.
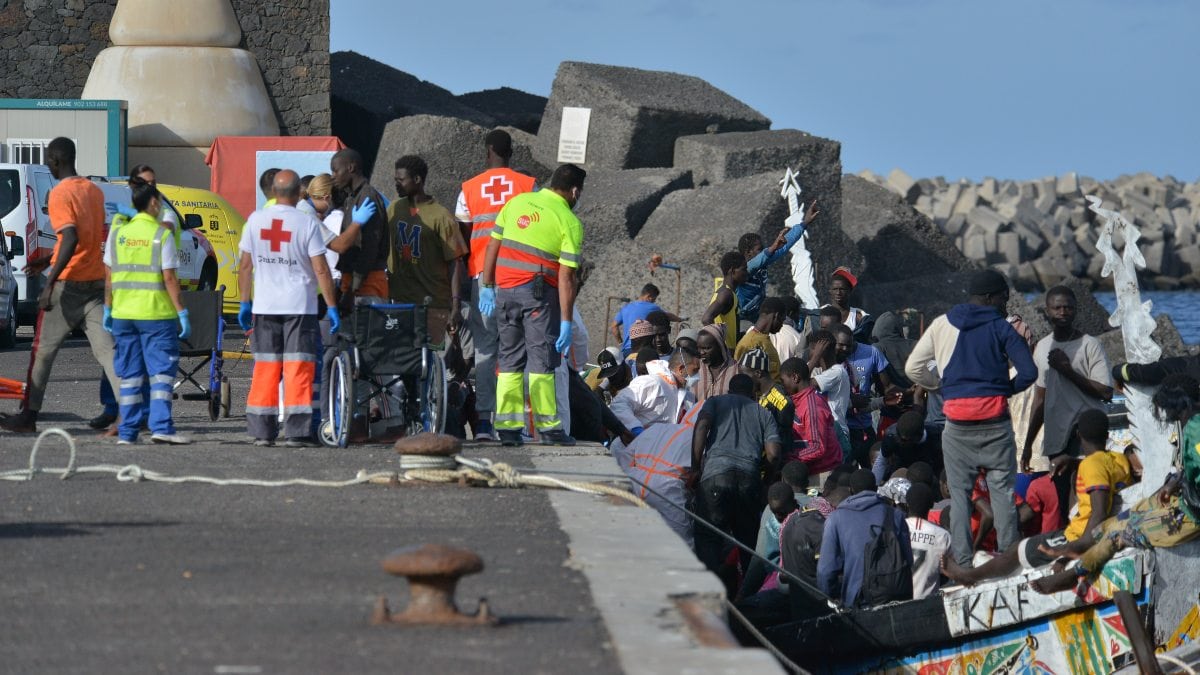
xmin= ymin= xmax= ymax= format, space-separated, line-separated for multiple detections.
xmin=155 ymin=184 xmax=244 ymax=314
xmin=0 ymin=163 xmax=228 ymax=332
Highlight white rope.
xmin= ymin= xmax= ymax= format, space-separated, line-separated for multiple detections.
xmin=1158 ymin=653 xmax=1198 ymax=674
xmin=2 ymin=429 xmax=645 ymax=506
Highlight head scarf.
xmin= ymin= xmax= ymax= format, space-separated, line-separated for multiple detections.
xmin=693 ymin=323 xmax=741 ymax=403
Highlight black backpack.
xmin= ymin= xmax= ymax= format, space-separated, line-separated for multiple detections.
xmin=856 ymin=506 xmax=913 ymax=608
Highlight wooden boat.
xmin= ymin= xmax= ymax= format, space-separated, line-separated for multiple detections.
xmin=764 ymin=548 xmax=1151 ymax=673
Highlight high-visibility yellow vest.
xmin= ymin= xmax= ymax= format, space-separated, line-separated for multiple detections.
xmin=492 ymin=190 xmax=582 ymax=289
xmin=110 ymin=212 xmax=177 ymax=321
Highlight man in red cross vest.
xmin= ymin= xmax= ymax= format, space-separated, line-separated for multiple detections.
xmin=455 ymin=130 xmax=536 ymax=441
xmin=237 ymin=170 xmax=343 ymax=446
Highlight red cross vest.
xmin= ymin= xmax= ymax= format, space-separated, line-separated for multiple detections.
xmin=461 ymin=168 xmax=536 ymax=277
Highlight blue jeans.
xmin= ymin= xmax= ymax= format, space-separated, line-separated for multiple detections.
xmin=112 ymin=318 xmax=179 ymax=440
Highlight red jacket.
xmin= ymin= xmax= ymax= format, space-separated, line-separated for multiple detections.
xmin=790 ymin=386 xmax=842 ymax=474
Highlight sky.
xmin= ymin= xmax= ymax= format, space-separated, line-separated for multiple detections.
xmin=330 ymin=0 xmax=1199 ymax=183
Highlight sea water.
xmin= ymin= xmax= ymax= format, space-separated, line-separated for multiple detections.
xmin=1092 ymin=290 xmax=1198 ymax=344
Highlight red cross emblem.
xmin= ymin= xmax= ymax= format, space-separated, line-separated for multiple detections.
xmin=261 ymin=218 xmax=292 ymax=252
xmin=481 ymin=175 xmax=513 ymax=207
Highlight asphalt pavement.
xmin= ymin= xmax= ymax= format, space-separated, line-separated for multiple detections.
xmin=0 ymin=329 xmax=621 ymax=674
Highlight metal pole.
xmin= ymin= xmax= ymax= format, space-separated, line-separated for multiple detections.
xmin=1114 ymin=590 xmax=1163 ymax=675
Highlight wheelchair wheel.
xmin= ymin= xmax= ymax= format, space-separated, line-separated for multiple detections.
xmin=422 ymin=351 xmax=447 ymax=434
xmin=208 ymin=387 xmax=220 ymax=421
xmin=220 ymin=378 xmax=231 ymax=418
xmin=320 ymin=350 xmax=353 ymax=448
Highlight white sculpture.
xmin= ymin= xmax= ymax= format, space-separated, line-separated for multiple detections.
xmin=82 ymin=0 xmax=279 ymax=186
xmin=781 ymin=167 xmax=819 ymax=309
xmin=1090 ymin=196 xmax=1173 ymax=503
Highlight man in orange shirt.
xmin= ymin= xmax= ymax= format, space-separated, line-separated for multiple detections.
xmin=1 ymin=137 xmax=120 ymax=433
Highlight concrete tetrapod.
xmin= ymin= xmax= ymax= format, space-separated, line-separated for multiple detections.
xmin=372 ymin=544 xmax=496 ymax=626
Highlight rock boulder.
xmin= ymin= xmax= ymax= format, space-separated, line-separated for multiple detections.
xmin=840 ymin=174 xmax=979 ymax=285
xmin=535 ymin=61 xmax=769 ymax=170
xmin=672 ymin=129 xmax=841 ymax=187
xmin=573 ymin=168 xmax=694 ymax=247
xmin=330 ymin=51 xmax=495 ymax=174
xmin=370 ymin=115 xmax=549 ymax=209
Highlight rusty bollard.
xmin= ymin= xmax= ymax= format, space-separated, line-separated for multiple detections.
xmin=371 ymin=544 xmax=497 ymax=626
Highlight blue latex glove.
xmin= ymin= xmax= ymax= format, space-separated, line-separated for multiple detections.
xmin=380 ymin=194 xmax=391 ymax=210
xmin=325 ymin=307 xmax=340 ymax=335
xmin=351 ymin=199 xmax=376 ymax=224
xmin=102 ymin=305 xmax=113 ymax=333
xmin=116 ymin=203 xmax=137 ymax=219
xmin=555 ymin=320 xmax=573 ymax=355
xmin=238 ymin=301 xmax=253 ymax=332
xmin=630 ymin=426 xmax=644 ymax=438
xmin=177 ymin=308 xmax=191 ymax=340
xmin=478 ymin=285 xmax=496 ymax=317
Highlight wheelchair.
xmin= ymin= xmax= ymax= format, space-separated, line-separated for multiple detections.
xmin=319 ymin=302 xmax=447 ymax=447
xmin=173 ymin=286 xmax=230 ymax=420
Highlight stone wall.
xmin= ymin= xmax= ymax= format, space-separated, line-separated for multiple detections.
xmin=0 ymin=0 xmax=329 ymax=136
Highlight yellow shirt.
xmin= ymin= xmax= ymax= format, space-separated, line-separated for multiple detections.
xmin=1065 ymin=450 xmax=1132 ymax=540
xmin=710 ymin=277 xmax=739 ymax=351
xmin=735 ymin=328 xmax=781 ymax=383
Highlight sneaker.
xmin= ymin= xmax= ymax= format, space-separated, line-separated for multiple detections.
xmin=498 ymin=430 xmax=524 ymax=447
xmin=539 ymin=430 xmax=577 ymax=447
xmin=283 ymin=437 xmax=318 ymax=448
xmin=474 ymin=421 xmax=496 ymax=442
xmin=117 ymin=438 xmax=136 ymax=446
xmin=151 ymin=433 xmax=192 ymax=445
xmin=88 ymin=412 xmax=117 ymax=430
xmin=253 ymin=439 xmax=275 ymax=447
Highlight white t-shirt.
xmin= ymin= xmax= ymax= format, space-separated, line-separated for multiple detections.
xmin=103 ymin=226 xmax=179 ymax=270
xmin=321 ymin=210 xmax=343 ymax=282
xmin=770 ymin=321 xmax=805 ymax=363
xmin=907 ymin=516 xmax=951 ymax=599
xmin=1033 ymin=333 xmax=1111 ymax=456
xmin=812 ymin=363 xmax=851 ymax=434
xmin=238 ymin=204 xmax=327 ymax=315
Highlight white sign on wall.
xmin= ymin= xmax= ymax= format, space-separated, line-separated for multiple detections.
xmin=557 ymin=107 xmax=591 ymax=164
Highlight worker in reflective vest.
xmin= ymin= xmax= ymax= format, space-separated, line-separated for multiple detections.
xmin=102 ymin=176 xmax=191 ymax=445
xmin=478 ymin=164 xmax=585 ymax=447
xmin=456 ymin=130 xmax=537 ymax=442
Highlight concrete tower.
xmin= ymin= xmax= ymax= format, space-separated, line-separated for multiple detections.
xmin=82 ymin=0 xmax=279 ymax=186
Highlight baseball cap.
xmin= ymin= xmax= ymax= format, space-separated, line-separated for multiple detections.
xmin=675 ymin=328 xmax=699 ymax=345
xmin=597 ymin=349 xmax=622 ymax=379
xmin=739 ymin=348 xmax=770 ymax=374
xmin=832 ymin=266 xmax=858 ymax=288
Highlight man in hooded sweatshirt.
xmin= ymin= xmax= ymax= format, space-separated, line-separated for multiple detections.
xmin=904 ymin=269 xmax=1037 ymax=566
xmin=817 ymin=469 xmax=912 ymax=607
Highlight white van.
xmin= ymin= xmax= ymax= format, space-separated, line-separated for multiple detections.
xmin=0 ymin=163 xmax=217 ymax=334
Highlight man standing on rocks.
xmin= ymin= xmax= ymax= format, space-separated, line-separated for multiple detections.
xmin=479 ymin=164 xmax=585 ymax=447
xmin=1 ymin=137 xmax=120 ymax=434
xmin=905 ymin=269 xmax=1037 ymax=566
xmin=456 ymin=130 xmax=537 ymax=442
xmin=388 ymin=155 xmax=468 ymax=346
xmin=735 ymin=199 xmax=818 ymax=324
xmin=1021 ymin=285 xmax=1112 ymax=512
xmin=701 ymin=251 xmax=747 ymax=351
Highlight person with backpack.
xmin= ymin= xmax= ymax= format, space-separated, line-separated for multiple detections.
xmin=817 ymin=469 xmax=913 ymax=608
